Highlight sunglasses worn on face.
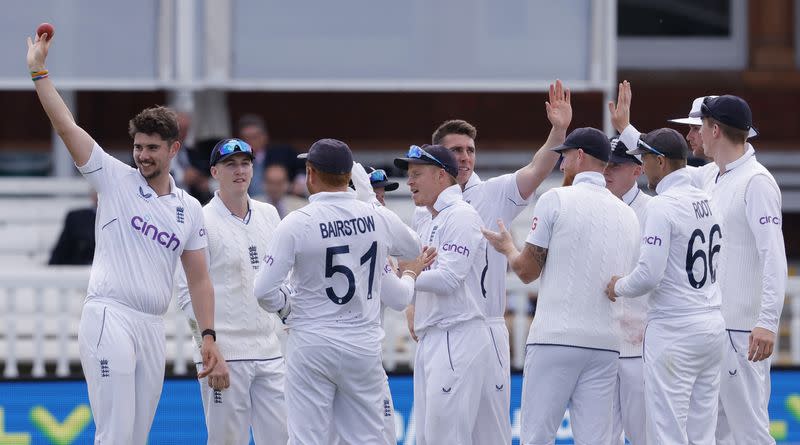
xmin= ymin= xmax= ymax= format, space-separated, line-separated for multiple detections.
xmin=636 ymin=139 xmax=666 ymax=157
xmin=407 ymin=145 xmax=446 ymax=169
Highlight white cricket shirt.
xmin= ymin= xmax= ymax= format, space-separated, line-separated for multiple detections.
xmin=254 ymin=190 xmax=421 ymax=355
xmin=78 ymin=143 xmax=206 ymax=315
xmin=709 ymin=147 xmax=787 ymax=333
xmin=411 ymin=185 xmax=488 ymax=335
xmin=615 ymin=169 xmax=723 ymax=320
xmin=526 ymin=172 xmax=640 ymax=351
xmin=616 ymin=184 xmax=653 ymax=358
xmin=176 ymin=193 xmax=283 ymax=361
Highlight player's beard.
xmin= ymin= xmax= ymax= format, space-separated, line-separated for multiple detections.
xmin=562 ymin=172 xmax=575 ymax=186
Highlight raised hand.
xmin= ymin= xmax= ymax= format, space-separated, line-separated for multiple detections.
xmin=26 ymin=31 xmax=52 ymax=72
xmin=608 ymin=80 xmax=632 ymax=133
xmin=546 ymin=79 xmax=572 ymax=132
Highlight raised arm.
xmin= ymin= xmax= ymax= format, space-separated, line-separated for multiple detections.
xmin=515 ymin=80 xmax=572 ymax=200
xmin=482 ymin=220 xmax=547 ymax=284
xmin=26 ymin=29 xmax=94 ymax=166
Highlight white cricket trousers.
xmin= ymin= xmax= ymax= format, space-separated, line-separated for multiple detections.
xmin=413 ymin=319 xmax=493 ymax=445
xmin=644 ymin=312 xmax=726 ymax=445
xmin=715 ymin=329 xmax=775 ymax=445
xmin=330 ymin=371 xmax=396 ymax=445
xmin=611 ymin=357 xmax=646 ymax=445
xmin=471 ymin=318 xmax=512 ymax=444
xmin=284 ymin=331 xmax=387 ymax=445
xmin=197 ymin=358 xmax=288 ymax=445
xmin=78 ymin=299 xmax=165 ymax=445
xmin=520 ymin=344 xmax=618 ymax=445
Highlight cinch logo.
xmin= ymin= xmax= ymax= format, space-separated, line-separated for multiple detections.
xmin=442 ymin=243 xmax=470 ymax=257
xmin=263 ymin=254 xmax=275 ymax=267
xmin=643 ymin=235 xmax=662 ymax=246
xmin=198 ymin=228 xmax=207 ymax=237
xmin=131 ymin=216 xmax=181 ymax=251
xmin=760 ymin=216 xmax=781 ymax=225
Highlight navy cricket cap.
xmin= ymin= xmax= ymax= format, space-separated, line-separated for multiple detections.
xmin=627 ymin=128 xmax=689 ymax=160
xmin=209 ymin=138 xmax=255 ymax=166
xmin=608 ymin=137 xmax=641 ymax=165
xmin=550 ymin=127 xmax=611 ymax=162
xmin=298 ymin=138 xmax=353 ymax=175
xmin=394 ymin=144 xmax=459 ymax=178
xmin=700 ymin=95 xmax=759 ymax=137
xmin=368 ymin=167 xmax=399 ymax=191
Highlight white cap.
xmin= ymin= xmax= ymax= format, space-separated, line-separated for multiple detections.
xmin=669 ymin=95 xmax=757 ymax=138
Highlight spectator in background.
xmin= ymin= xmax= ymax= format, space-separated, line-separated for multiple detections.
xmin=49 ymin=191 xmax=97 ymax=265
xmin=237 ymin=114 xmax=306 ymax=196
xmin=259 ymin=164 xmax=307 ymax=219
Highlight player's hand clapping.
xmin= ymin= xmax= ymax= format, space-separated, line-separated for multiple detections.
xmin=397 ymin=246 xmax=437 ymax=279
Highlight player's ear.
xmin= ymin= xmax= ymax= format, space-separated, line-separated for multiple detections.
xmin=169 ymin=139 xmax=180 ymax=156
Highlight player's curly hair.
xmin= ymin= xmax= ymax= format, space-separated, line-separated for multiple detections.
xmin=128 ymin=106 xmax=180 ymax=142
xmin=432 ymin=119 xmax=477 ymax=145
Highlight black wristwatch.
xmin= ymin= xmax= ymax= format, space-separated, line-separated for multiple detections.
xmin=201 ymin=329 xmax=216 ymax=342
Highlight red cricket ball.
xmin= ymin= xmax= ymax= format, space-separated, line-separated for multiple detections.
xmin=36 ymin=23 xmax=54 ymax=41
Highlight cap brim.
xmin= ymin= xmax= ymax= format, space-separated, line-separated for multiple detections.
xmin=393 ymin=157 xmax=432 ymax=170
xmin=550 ymin=143 xmax=577 ymax=153
xmin=609 ymin=153 xmax=641 ymax=165
xmin=668 ymin=117 xmax=703 ymax=126
xmin=297 ymin=153 xmax=308 ymax=159
xmin=748 ymin=127 xmax=758 ymax=139
xmin=372 ymin=180 xmax=399 ymax=191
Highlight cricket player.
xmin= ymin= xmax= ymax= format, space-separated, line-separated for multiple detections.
xmin=254 ymin=139 xmax=421 ymax=444
xmin=603 ymin=137 xmax=651 ymax=445
xmin=329 ymin=162 xmax=436 ymax=445
xmin=699 ymin=96 xmax=787 ymax=445
xmin=26 ymin=29 xmax=227 ymax=444
xmin=366 ymin=167 xmax=399 ymax=206
xmin=611 ymin=84 xmax=787 ymax=443
xmin=393 ymin=144 xmax=496 ymax=444
xmin=483 ymin=127 xmax=640 ymax=445
xmin=607 ymin=128 xmax=727 ymax=444
xmin=176 ymin=138 xmax=288 ymax=444
xmin=405 ymin=80 xmax=570 ymax=443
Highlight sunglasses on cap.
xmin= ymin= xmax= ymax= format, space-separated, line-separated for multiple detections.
xmin=636 ymin=139 xmax=666 ymax=157
xmin=218 ymin=139 xmax=253 ymax=157
xmin=407 ymin=145 xmax=446 ymax=169
xmin=369 ymin=169 xmax=389 ymax=183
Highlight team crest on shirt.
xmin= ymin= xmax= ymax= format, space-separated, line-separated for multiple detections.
xmin=249 ymin=245 xmax=259 ymax=269
xmin=100 ymin=359 xmax=110 ymax=378
xmin=428 ymin=225 xmax=439 ymax=244
xmin=176 ymin=206 xmax=185 ymax=224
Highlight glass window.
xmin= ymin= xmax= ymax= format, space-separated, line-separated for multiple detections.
xmin=619 ymin=0 xmax=730 ymax=37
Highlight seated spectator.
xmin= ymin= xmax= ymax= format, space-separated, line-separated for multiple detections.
xmin=237 ymin=114 xmax=306 ymax=196
xmin=258 ymin=164 xmax=307 ymax=218
xmin=49 ymin=191 xmax=97 ymax=265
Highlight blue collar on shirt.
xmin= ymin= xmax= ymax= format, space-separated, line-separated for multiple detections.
xmin=463 ymin=172 xmax=483 ymax=192
xmin=137 ymin=172 xmax=178 ymax=198
xmin=432 ymin=184 xmax=463 ymax=214
xmin=573 ymin=171 xmax=606 ymax=187
xmin=723 ymin=144 xmax=755 ymax=172
xmin=622 ymin=184 xmax=641 ymax=206
xmin=655 ymin=168 xmax=691 ymax=195
xmin=308 ymin=189 xmax=358 ymax=203
xmin=211 ymin=191 xmax=253 ymax=224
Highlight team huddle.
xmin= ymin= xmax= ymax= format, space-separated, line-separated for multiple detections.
xmin=28 ymin=27 xmax=786 ymax=445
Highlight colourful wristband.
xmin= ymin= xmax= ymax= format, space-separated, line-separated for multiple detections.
xmin=31 ymin=70 xmax=48 ymax=81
